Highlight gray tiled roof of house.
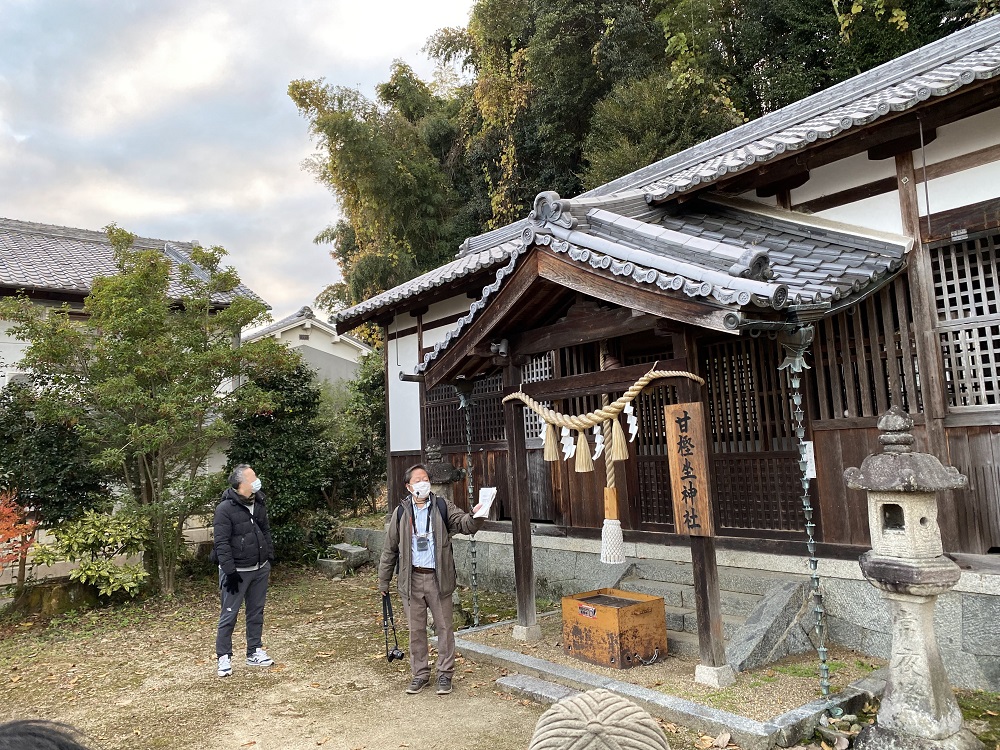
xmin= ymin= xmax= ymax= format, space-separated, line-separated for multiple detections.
xmin=413 ymin=193 xmax=910 ymax=373
xmin=0 ymin=217 xmax=264 ymax=305
xmin=585 ymin=15 xmax=1000 ymax=200
xmin=243 ymin=305 xmax=371 ymax=351
xmin=333 ymin=243 xmax=516 ymax=326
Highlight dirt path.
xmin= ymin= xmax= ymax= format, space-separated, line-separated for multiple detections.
xmin=0 ymin=567 xmax=548 ymax=750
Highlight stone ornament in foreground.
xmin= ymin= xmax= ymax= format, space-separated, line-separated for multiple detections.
xmin=527 ymin=688 xmax=670 ymax=750
xmin=845 ymin=406 xmax=983 ymax=750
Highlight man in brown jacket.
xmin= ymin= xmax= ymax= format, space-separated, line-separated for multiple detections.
xmin=378 ymin=464 xmax=484 ymax=696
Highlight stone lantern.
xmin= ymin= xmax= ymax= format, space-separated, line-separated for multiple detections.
xmin=844 ymin=406 xmax=982 ymax=750
xmin=424 ymin=436 xmax=464 ymax=503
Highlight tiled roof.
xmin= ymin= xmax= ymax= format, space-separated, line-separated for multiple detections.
xmin=244 ymin=305 xmax=371 ymax=351
xmin=335 ymin=17 xmax=999 ymax=336
xmin=585 ymin=15 xmax=1000 ymax=201
xmin=0 ymin=217 xmax=264 ymax=305
xmin=334 ymin=243 xmax=515 ymax=327
xmin=413 ymin=194 xmax=910 ymax=373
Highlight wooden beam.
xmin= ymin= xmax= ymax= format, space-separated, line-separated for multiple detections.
xmin=895 ymin=150 xmax=957 ymax=547
xmin=504 ymin=358 xmax=691 ymax=401
xmin=867 ymin=128 xmax=936 ymax=160
xmin=511 ymin=302 xmax=657 ymax=357
xmin=755 ymin=171 xmax=810 ymax=197
xmin=923 ymin=196 xmax=1000 ymax=243
xmin=536 ymin=252 xmax=736 ymax=333
xmin=422 ymin=254 xmax=539 ymax=391
xmin=502 ymin=367 xmax=539 ymax=638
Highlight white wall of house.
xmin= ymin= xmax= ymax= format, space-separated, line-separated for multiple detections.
xmin=0 ymin=320 xmax=27 ymax=388
xmin=385 ymin=292 xmax=482 ymax=453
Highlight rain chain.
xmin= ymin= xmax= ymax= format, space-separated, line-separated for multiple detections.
xmin=779 ymin=325 xmax=832 ymax=700
xmin=457 ymin=387 xmax=481 ymax=628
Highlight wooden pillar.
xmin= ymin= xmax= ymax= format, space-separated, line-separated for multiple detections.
xmin=503 ymin=365 xmax=540 ymax=641
xmin=895 ymin=151 xmax=957 ymax=545
xmin=691 ymin=535 xmax=727 ymax=667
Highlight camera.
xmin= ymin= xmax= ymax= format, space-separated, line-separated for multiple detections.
xmin=387 ymin=647 xmax=405 ymax=662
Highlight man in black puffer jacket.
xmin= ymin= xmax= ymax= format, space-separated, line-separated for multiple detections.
xmin=213 ymin=463 xmax=276 ymax=677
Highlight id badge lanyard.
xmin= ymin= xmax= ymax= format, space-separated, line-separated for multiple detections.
xmin=411 ymin=499 xmax=433 ymax=553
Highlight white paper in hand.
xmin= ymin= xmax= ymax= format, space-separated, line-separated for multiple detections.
xmin=474 ymin=487 xmax=497 ymax=518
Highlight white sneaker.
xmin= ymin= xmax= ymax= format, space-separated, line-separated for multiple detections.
xmin=217 ymin=654 xmax=232 ymax=677
xmin=246 ymin=648 xmax=274 ymax=667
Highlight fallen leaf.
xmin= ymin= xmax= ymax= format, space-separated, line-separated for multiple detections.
xmin=240 ymin=742 xmax=256 ymax=747
xmin=10 ymin=676 xmax=20 ymax=683
xmin=317 ymin=738 xmax=330 ymax=746
xmin=985 ymin=710 xmax=998 ymax=716
xmin=713 ymin=732 xmax=731 ymax=748
xmin=821 ymin=742 xmax=832 ymax=750
xmin=835 ymin=737 xmax=849 ymax=750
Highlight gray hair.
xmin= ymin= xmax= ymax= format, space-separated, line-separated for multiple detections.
xmin=404 ymin=464 xmax=429 ymax=484
xmin=229 ymin=464 xmax=252 ymax=489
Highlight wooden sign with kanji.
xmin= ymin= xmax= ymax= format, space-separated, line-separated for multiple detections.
xmin=664 ymin=402 xmax=715 ymax=537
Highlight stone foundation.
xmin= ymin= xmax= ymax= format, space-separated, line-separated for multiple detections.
xmin=345 ymin=525 xmax=1000 ymax=691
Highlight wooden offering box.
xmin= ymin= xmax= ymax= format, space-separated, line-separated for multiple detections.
xmin=562 ymin=588 xmax=667 ymax=669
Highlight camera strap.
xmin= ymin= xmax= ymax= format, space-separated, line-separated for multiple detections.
xmin=382 ymin=592 xmax=400 ymax=652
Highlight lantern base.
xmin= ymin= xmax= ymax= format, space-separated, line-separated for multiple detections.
xmin=855 ymin=724 xmax=984 ymax=750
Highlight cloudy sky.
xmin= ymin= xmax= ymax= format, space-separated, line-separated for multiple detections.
xmin=0 ymin=0 xmax=474 ymax=322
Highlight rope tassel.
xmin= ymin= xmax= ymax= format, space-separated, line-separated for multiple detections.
xmin=609 ymin=417 xmax=630 ymax=462
xmin=575 ymin=431 xmax=593 ymax=472
xmin=543 ymin=423 xmax=560 ymax=462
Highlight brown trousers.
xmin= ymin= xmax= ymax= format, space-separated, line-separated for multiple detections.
xmin=403 ymin=568 xmax=455 ymax=680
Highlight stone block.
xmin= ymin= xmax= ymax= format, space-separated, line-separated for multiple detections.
xmin=496 ymin=673 xmax=580 ymax=704
xmin=932 ymin=591 xmax=963 ymax=651
xmin=860 ymin=627 xmax=891 ymax=660
xmin=329 ymin=542 xmax=370 ymax=569
xmin=316 ymin=558 xmax=347 ymax=578
xmin=823 ymin=578 xmax=891 ymax=634
xmin=725 ymin=580 xmax=808 ymax=672
xmin=827 ymin=615 xmax=864 ymax=652
xmin=695 ymin=663 xmax=736 ymax=688
xmin=961 ymin=593 xmax=1000 ymax=656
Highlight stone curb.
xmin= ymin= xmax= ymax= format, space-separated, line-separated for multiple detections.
xmin=454 ymin=633 xmax=885 ymax=750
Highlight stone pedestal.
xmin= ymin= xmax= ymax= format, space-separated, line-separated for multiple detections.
xmin=513 ymin=623 xmax=542 ymax=642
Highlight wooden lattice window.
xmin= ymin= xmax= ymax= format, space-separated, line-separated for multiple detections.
xmin=931 ymin=230 xmax=1000 ymax=410
xmin=521 ymin=352 xmax=553 ymax=441
xmin=422 ymin=373 xmax=506 ymax=447
xmin=702 ymin=336 xmax=795 ymax=452
xmin=810 ymin=277 xmax=921 ymax=419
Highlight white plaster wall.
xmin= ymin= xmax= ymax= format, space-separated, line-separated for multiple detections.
xmin=815 ymin=191 xmax=905 ymax=234
xmin=791 ymin=150 xmax=898 ymax=206
xmin=919 ymin=159 xmax=1000 ymax=217
xmin=386 ymin=330 xmax=423 ymax=452
xmin=0 ymin=321 xmax=25 ymax=369
xmin=425 ymin=295 xmax=474 ymax=329
xmin=920 ymin=106 xmax=1000 ymax=164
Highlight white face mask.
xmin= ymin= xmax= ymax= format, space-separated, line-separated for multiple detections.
xmin=250 ymin=478 xmax=262 ymax=493
xmin=410 ymin=481 xmax=431 ymax=499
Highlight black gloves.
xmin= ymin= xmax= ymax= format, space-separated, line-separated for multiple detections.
xmin=223 ymin=571 xmax=243 ymax=595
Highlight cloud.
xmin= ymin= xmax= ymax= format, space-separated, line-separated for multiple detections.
xmin=0 ymin=0 xmax=476 ymax=322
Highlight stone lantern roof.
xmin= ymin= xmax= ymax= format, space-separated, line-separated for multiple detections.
xmin=843 ymin=406 xmax=967 ymax=494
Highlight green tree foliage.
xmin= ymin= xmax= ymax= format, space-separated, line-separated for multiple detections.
xmin=290 ymin=66 xmax=477 ymax=310
xmin=0 ymin=382 xmax=109 ymax=525
xmin=0 ymin=225 xmax=290 ymax=595
xmin=33 ymin=510 xmax=148 ymax=598
xmin=317 ymin=348 xmax=387 ymax=517
xmin=225 ymin=360 xmax=329 ymax=561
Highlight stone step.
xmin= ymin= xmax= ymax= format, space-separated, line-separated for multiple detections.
xmin=663 ymin=604 xmax=745 ymax=640
xmin=496 ymin=673 xmax=581 ymax=704
xmin=630 ymin=559 xmax=808 ymax=596
xmin=667 ymin=629 xmax=701 ymax=658
xmin=619 ymin=578 xmax=761 ymax=618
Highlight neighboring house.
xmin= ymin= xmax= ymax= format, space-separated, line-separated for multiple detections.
xmin=242 ymin=305 xmax=371 ymax=384
xmin=337 ymin=17 xmax=1000 ymax=688
xmin=0 ymin=217 xmax=265 ymax=386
